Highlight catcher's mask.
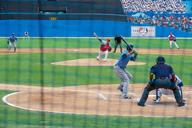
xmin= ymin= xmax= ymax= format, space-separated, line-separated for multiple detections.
xmin=156 ymin=56 xmax=165 ymax=64
xmin=126 ymin=44 xmax=134 ymax=51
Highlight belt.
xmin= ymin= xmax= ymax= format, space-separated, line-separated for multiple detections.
xmin=158 ymin=77 xmax=168 ymax=79
xmin=114 ymin=64 xmax=124 ymax=69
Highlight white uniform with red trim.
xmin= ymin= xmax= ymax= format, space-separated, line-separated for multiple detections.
xmin=168 ymin=33 xmax=179 ymax=49
xmin=97 ymin=39 xmax=110 ymax=61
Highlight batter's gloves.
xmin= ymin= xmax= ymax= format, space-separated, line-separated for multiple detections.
xmin=126 ymin=44 xmax=134 ymax=51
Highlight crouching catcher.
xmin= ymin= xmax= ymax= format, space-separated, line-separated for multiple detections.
xmin=154 ymin=75 xmax=185 ymax=103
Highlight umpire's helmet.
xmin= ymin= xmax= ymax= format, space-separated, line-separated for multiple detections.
xmin=126 ymin=44 xmax=134 ymax=51
xmin=156 ymin=56 xmax=165 ymax=64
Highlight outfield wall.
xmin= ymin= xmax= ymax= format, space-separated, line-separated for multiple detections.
xmin=0 ymin=20 xmax=191 ymax=37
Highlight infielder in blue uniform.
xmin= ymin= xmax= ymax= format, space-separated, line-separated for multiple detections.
xmin=114 ymin=44 xmax=138 ymax=99
xmin=138 ymin=56 xmax=185 ymax=107
xmin=8 ymin=33 xmax=17 ymax=52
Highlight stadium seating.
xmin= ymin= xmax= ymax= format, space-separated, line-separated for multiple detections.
xmin=121 ymin=0 xmax=186 ymax=13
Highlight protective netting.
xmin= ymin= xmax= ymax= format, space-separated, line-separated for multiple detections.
xmin=0 ymin=0 xmax=192 ymax=128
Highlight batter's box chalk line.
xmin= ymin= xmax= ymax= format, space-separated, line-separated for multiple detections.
xmin=95 ymin=91 xmax=139 ymax=102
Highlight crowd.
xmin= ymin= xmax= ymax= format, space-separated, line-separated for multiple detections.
xmin=121 ymin=0 xmax=192 ymax=32
xmin=121 ymin=0 xmax=186 ymax=13
xmin=128 ymin=14 xmax=192 ymax=32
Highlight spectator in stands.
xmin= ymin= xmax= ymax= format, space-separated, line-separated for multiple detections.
xmin=121 ymin=0 xmax=186 ymax=13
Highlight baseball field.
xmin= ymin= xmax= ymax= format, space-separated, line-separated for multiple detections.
xmin=0 ymin=37 xmax=192 ymax=128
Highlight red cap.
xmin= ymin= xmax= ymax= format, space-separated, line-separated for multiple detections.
xmin=106 ymin=38 xmax=110 ymax=42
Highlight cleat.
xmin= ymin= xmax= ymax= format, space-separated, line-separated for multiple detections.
xmin=153 ymin=98 xmax=160 ymax=103
xmin=117 ymin=85 xmax=123 ymax=92
xmin=137 ymin=102 xmax=145 ymax=107
xmin=96 ymin=57 xmax=100 ymax=61
xmin=178 ymin=102 xmax=185 ymax=107
xmin=120 ymin=95 xmax=132 ymax=99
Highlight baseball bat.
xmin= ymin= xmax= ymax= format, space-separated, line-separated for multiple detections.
xmin=122 ymin=38 xmax=128 ymax=46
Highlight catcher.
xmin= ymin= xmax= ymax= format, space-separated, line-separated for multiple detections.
xmin=94 ymin=32 xmax=112 ymax=62
xmin=138 ymin=56 xmax=185 ymax=107
xmin=154 ymin=75 xmax=184 ymax=103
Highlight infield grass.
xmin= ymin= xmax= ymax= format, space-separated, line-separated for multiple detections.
xmin=0 ymin=52 xmax=191 ymax=86
xmin=0 ymin=38 xmax=192 ymax=49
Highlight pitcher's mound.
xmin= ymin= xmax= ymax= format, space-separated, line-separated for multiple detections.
xmin=51 ymin=58 xmax=145 ymax=66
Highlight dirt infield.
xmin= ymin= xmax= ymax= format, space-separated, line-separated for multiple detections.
xmin=51 ymin=58 xmax=145 ymax=66
xmin=1 ymin=84 xmax=192 ymax=117
xmin=0 ymin=48 xmax=192 ymax=55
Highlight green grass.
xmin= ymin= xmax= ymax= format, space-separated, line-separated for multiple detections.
xmin=0 ymin=52 xmax=191 ymax=86
xmin=0 ymin=38 xmax=192 ymax=49
xmin=0 ymin=38 xmax=192 ymax=128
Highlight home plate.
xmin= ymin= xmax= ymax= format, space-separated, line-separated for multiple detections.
xmin=97 ymin=92 xmax=108 ymax=100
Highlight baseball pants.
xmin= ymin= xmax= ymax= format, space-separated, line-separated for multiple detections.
xmin=114 ymin=65 xmax=132 ymax=97
xmin=8 ymin=41 xmax=17 ymax=52
xmin=169 ymin=41 xmax=179 ymax=48
xmin=97 ymin=50 xmax=108 ymax=61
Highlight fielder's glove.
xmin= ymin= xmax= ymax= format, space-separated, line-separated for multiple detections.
xmin=108 ymin=47 xmax=112 ymax=52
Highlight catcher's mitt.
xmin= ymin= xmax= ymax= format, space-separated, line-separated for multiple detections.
xmin=108 ymin=47 xmax=112 ymax=52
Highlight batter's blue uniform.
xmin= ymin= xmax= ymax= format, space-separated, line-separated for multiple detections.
xmin=138 ymin=57 xmax=184 ymax=106
xmin=8 ymin=34 xmax=17 ymax=52
xmin=114 ymin=49 xmax=137 ymax=98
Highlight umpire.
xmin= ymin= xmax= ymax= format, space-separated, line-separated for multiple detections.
xmin=137 ymin=56 xmax=185 ymax=107
xmin=113 ymin=35 xmax=127 ymax=53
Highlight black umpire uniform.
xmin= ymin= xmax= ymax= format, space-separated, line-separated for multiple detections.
xmin=113 ymin=35 xmax=127 ymax=53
